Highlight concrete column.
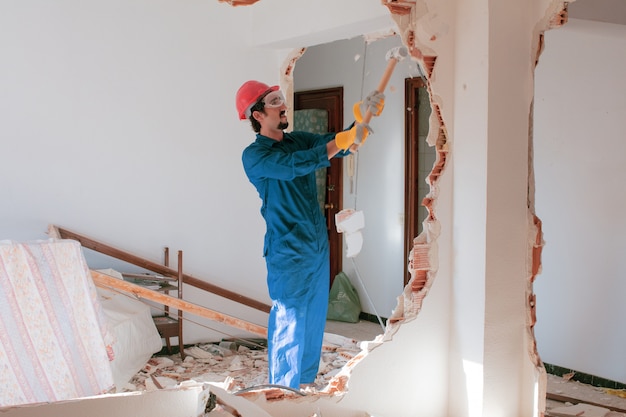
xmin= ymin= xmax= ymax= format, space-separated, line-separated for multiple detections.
xmin=449 ymin=0 xmax=549 ymax=416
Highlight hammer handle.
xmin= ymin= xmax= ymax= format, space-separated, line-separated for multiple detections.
xmin=362 ymin=57 xmax=400 ymax=125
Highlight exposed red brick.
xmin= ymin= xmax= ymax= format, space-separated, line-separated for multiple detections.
xmin=410 ymin=243 xmax=431 ymax=271
xmin=284 ymin=48 xmax=306 ymax=77
xmin=265 ymin=388 xmax=297 ymax=401
xmin=411 ymin=270 xmax=428 ymax=292
xmin=326 ymin=375 xmax=348 ymax=394
xmin=433 ymin=103 xmax=444 ymax=124
xmin=535 ymin=33 xmax=545 ymax=68
xmin=404 ymin=29 xmax=423 ymax=61
xmin=322 ymin=344 xmax=338 ymax=352
xmin=346 ymin=351 xmax=367 ymax=367
xmin=423 ymin=56 xmax=437 ymax=78
xmin=533 ymin=216 xmax=542 ymax=244
xmin=532 ymin=246 xmax=542 ymax=278
xmin=429 ymin=154 xmax=445 ymax=184
xmin=407 ymin=30 xmax=415 ymax=48
xmin=388 ymin=316 xmax=405 ymax=324
xmin=431 ymin=162 xmax=443 ymax=176
xmin=527 ymin=213 xmax=545 ymax=370
xmin=422 ymin=196 xmax=433 ymax=214
xmin=549 ymin=3 xmax=568 ymax=28
xmin=407 ymin=292 xmax=427 ymax=315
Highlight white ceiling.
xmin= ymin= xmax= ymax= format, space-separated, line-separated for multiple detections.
xmin=568 ymin=0 xmax=626 ymax=26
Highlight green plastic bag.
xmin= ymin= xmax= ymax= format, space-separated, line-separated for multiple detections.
xmin=327 ymin=272 xmax=361 ymax=323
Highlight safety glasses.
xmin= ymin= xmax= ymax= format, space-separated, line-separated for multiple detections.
xmin=262 ymin=90 xmax=285 ymax=108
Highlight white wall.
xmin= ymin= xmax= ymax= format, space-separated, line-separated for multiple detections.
xmin=0 ymin=0 xmax=271 ymax=343
xmin=0 ymin=0 xmax=395 ymax=344
xmin=534 ymin=18 xmax=626 ymax=383
xmin=294 ymin=35 xmax=425 ymax=318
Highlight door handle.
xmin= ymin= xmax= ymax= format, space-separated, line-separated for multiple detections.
xmin=324 ymin=203 xmax=334 ymax=209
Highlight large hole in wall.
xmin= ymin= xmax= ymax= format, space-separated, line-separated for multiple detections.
xmin=267 ymin=11 xmax=447 ymax=396
xmin=289 ymin=35 xmax=437 ymax=393
xmin=290 ymin=33 xmax=434 ymax=324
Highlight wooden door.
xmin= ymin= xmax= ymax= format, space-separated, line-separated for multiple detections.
xmin=294 ymin=87 xmax=344 ymax=285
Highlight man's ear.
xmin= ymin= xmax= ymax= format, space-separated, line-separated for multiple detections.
xmin=252 ymin=110 xmax=263 ymax=122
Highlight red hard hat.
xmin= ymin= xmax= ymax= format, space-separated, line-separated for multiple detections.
xmin=235 ymin=80 xmax=279 ymax=120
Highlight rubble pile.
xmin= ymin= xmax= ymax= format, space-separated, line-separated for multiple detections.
xmin=122 ymin=332 xmax=365 ymax=393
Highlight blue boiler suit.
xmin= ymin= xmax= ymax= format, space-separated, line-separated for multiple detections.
xmin=242 ymin=130 xmax=347 ymax=388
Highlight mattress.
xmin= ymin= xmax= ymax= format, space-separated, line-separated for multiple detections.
xmin=0 ymin=239 xmax=115 ymax=407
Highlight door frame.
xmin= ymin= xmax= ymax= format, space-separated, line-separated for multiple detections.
xmin=404 ymin=78 xmax=427 ymax=286
xmin=294 ymin=87 xmax=344 ymax=284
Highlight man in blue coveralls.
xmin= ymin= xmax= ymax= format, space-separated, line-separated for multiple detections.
xmin=236 ymin=80 xmax=384 ymax=389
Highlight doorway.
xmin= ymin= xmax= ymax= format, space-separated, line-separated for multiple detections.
xmin=294 ymin=87 xmax=344 ymax=285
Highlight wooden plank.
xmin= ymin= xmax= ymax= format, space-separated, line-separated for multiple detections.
xmin=546 ymin=392 xmax=626 ymax=413
xmin=547 ymin=392 xmax=626 ymax=414
xmin=91 ymin=270 xmax=267 ymax=338
xmin=49 ymin=225 xmax=270 ymax=313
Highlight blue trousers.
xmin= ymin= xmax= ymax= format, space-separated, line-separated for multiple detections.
xmin=266 ymin=252 xmax=329 ymax=388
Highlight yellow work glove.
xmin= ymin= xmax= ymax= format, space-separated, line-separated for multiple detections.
xmin=353 ymin=90 xmax=385 ymax=122
xmin=334 ymin=122 xmax=372 ymax=150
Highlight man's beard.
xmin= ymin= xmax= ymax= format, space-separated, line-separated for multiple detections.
xmin=277 ymin=110 xmax=288 ymax=130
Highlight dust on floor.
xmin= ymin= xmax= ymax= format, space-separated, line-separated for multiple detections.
xmin=121 ymin=332 xmax=371 ymax=394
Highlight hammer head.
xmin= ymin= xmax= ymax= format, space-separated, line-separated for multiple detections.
xmin=385 ymin=46 xmax=409 ymax=62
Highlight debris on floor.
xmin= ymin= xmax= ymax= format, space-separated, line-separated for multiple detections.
xmin=546 ymin=373 xmax=626 ymax=417
xmin=121 ymin=332 xmax=366 ymax=395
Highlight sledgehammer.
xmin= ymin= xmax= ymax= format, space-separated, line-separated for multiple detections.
xmin=362 ymin=46 xmax=409 ymax=125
